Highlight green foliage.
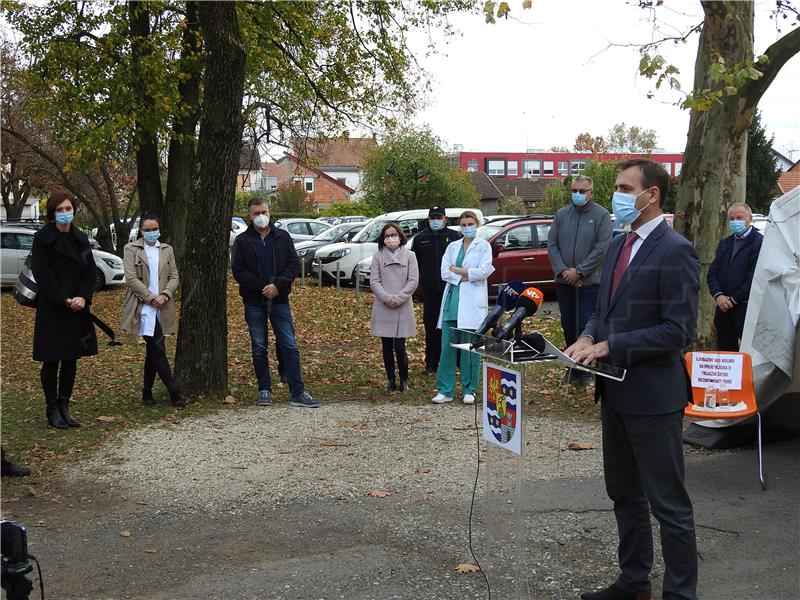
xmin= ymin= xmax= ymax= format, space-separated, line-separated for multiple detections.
xmin=581 ymin=159 xmax=621 ymax=212
xmin=538 ymin=181 xmax=568 ymax=215
xmin=606 ymin=123 xmax=658 ymax=153
xmin=680 ymin=55 xmax=768 ymax=112
xmin=746 ymin=110 xmax=780 ymax=214
xmin=574 ymin=133 xmax=608 ymax=154
xmin=272 ymin=182 xmax=317 ymax=213
xmin=498 ymin=195 xmax=527 ymax=215
xmin=361 ymin=127 xmax=479 ymax=213
xmin=234 ymin=190 xmax=266 ymax=214
xmin=319 ymin=201 xmax=378 ymax=217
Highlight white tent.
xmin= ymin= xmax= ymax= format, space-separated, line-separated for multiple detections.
xmin=699 ymin=186 xmax=800 ymax=432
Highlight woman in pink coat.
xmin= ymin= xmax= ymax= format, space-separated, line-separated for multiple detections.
xmin=370 ymin=222 xmax=419 ymax=392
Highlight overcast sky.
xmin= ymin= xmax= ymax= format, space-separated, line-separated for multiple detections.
xmin=407 ymin=0 xmax=800 ymax=160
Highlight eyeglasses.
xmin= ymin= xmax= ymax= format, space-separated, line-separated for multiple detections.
xmin=384 ymin=234 xmax=399 ymax=240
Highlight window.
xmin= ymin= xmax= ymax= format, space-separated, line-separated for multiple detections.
xmin=486 ymin=159 xmax=505 ymax=176
xmin=535 ymin=224 xmax=551 ymax=249
xmin=507 ymin=160 xmax=519 ymax=176
xmin=558 ymin=161 xmax=568 ymax=176
xmin=268 ymin=177 xmax=278 ymax=190
xmin=500 ymin=225 xmax=533 ymax=250
xmin=309 ymin=222 xmax=327 ymax=235
xmin=522 ymin=160 xmax=541 ymax=176
xmin=674 ymin=162 xmax=682 ymax=176
xmin=304 ymin=177 xmax=314 ymax=192
xmin=287 ymin=222 xmax=307 ymax=235
xmin=570 ymin=160 xmax=587 ymax=175
xmin=1 ymin=233 xmax=18 ymax=249
xmin=543 ymin=161 xmax=554 ymax=176
xmin=661 ymin=162 xmax=672 ymax=175
xmin=467 ymin=159 xmax=479 ymax=172
xmin=398 ymin=218 xmax=422 ymax=238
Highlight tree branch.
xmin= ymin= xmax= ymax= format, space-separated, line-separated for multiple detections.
xmin=742 ymin=27 xmax=800 ymax=111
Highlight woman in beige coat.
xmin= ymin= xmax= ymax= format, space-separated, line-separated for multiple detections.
xmin=120 ymin=212 xmax=183 ymax=406
xmin=370 ymin=222 xmax=419 ymax=392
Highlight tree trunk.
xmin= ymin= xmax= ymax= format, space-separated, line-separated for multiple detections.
xmin=674 ymin=1 xmax=754 ymax=349
xmin=129 ymin=0 xmax=163 ymax=217
xmin=174 ymin=1 xmax=246 ymax=397
xmin=164 ymin=0 xmax=202 ymax=270
xmin=1 ymin=159 xmax=30 ymax=220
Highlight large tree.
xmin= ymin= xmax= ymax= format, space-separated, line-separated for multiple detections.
xmin=745 ymin=110 xmax=780 ymax=215
xmin=361 ymin=127 xmax=479 ymax=213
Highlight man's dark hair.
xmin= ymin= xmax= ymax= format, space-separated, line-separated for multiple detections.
xmin=248 ymin=196 xmax=269 ymax=209
xmin=46 ymin=190 xmax=79 ymax=221
xmin=377 ymin=221 xmax=407 ymax=250
xmin=617 ymin=158 xmax=670 ymax=206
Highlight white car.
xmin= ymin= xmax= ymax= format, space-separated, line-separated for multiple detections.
xmin=230 ymin=217 xmax=247 ymax=246
xmin=1 ymin=225 xmax=125 ymax=291
xmin=312 ymin=208 xmax=483 ymax=285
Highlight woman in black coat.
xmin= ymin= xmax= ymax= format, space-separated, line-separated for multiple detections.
xmin=31 ymin=191 xmax=98 ymax=429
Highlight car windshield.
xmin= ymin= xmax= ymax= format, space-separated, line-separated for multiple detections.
xmin=477 ymin=224 xmax=504 ymax=241
xmin=312 ymin=223 xmax=354 ymax=241
xmin=353 ymin=218 xmax=386 ymax=243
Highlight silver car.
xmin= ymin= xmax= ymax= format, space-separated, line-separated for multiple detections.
xmin=272 ymin=218 xmax=331 ymax=241
xmin=1 ymin=225 xmax=125 ymax=291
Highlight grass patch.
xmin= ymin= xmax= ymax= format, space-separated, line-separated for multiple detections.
xmin=1 ymin=276 xmax=598 ymax=483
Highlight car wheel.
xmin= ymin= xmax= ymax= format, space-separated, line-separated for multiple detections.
xmin=351 ymin=267 xmax=360 ymax=287
xmin=94 ymin=267 xmax=105 ymax=291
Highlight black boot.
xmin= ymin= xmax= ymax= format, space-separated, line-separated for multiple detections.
xmin=142 ymin=388 xmax=156 ymax=406
xmin=1 ymin=447 xmax=31 ymax=477
xmin=386 ymin=379 xmax=397 ymax=392
xmin=59 ymin=398 xmax=81 ymax=427
xmin=46 ymin=400 xmax=69 ymax=429
xmin=399 ymin=379 xmax=410 ymax=392
xmin=169 ymin=388 xmax=185 ymax=407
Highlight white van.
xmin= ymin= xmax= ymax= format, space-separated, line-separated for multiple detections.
xmin=311 ymin=207 xmax=483 ymax=285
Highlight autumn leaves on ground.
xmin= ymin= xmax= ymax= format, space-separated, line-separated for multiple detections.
xmin=0 ymin=278 xmax=597 ymax=483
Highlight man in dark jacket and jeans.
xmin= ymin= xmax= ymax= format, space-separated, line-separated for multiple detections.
xmin=231 ymin=197 xmax=319 ymax=407
xmin=412 ymin=206 xmax=461 ymax=373
xmin=707 ymin=202 xmax=763 ymax=350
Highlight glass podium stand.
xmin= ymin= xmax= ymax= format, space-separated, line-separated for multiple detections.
xmin=450 ymin=329 xmax=625 ymax=599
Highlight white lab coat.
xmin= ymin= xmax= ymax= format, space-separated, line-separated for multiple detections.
xmin=437 ymin=236 xmax=495 ymax=330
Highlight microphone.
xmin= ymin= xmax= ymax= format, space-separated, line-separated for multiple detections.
xmin=471 ymin=280 xmax=525 ymax=349
xmin=492 ymin=287 xmax=544 ymax=342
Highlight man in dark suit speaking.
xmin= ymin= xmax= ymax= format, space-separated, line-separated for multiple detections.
xmin=566 ymin=159 xmax=700 ymax=600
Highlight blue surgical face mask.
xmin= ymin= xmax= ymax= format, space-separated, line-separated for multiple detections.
xmin=612 ymin=189 xmax=652 ymax=225
xmin=460 ymin=225 xmax=477 ymax=238
xmin=143 ymin=230 xmax=161 ymax=244
xmin=55 ymin=211 xmax=74 ymax=225
xmin=429 ymin=219 xmax=445 ymax=231
xmin=571 ymin=192 xmax=589 ymax=207
xmin=728 ymin=220 xmax=747 ymax=235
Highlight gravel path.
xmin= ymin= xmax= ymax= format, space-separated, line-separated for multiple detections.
xmin=68 ymin=402 xmax=604 ymax=512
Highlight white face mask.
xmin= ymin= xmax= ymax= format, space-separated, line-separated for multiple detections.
xmin=253 ymin=214 xmax=270 ymax=229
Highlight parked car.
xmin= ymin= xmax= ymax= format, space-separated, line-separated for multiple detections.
xmin=1 ymin=224 xmax=125 ymax=291
xmin=272 ymin=218 xmax=331 ymax=241
xmin=313 ymin=208 xmax=483 ymax=285
xmin=230 ymin=217 xmax=248 ymax=246
xmin=336 ymin=215 xmax=369 ymax=225
xmin=317 ymin=216 xmax=339 ymax=225
xmin=295 ymin=222 xmax=364 ymax=274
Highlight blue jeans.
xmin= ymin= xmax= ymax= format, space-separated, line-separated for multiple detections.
xmin=556 ymin=283 xmax=599 ymax=348
xmin=244 ymin=302 xmax=304 ymax=397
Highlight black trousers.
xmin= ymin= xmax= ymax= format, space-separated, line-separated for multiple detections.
xmin=601 ymin=403 xmax=698 ymax=600
xmin=40 ymin=359 xmax=77 ymax=402
xmin=381 ymin=337 xmax=408 ymax=382
xmin=143 ymin=320 xmax=177 ymax=393
xmin=714 ymin=303 xmax=747 ymax=351
xmin=422 ymin=291 xmax=444 ymax=371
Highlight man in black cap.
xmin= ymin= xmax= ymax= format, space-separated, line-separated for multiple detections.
xmin=412 ymin=206 xmax=461 ymax=373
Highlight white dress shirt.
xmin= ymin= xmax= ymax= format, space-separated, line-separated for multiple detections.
xmin=138 ymin=241 xmax=161 ymax=337
xmin=629 ymin=215 xmax=665 ymax=264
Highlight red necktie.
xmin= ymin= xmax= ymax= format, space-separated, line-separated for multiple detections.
xmin=610 ymin=231 xmax=639 ymax=298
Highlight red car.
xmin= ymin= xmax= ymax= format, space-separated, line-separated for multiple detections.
xmin=477 ymin=216 xmax=556 ymax=297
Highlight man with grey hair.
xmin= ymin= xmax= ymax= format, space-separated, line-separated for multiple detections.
xmin=548 ymin=175 xmax=613 ymax=385
xmin=707 ymin=201 xmax=763 ymax=350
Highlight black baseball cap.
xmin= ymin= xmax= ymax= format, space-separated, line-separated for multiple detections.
xmin=428 ymin=206 xmax=445 ymax=218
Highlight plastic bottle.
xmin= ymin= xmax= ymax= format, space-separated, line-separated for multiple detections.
xmin=703 ymin=386 xmax=717 ymax=409
xmin=718 ymin=383 xmax=729 ymax=407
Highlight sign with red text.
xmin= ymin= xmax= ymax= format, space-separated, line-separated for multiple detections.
xmin=691 ymin=353 xmax=743 ymax=390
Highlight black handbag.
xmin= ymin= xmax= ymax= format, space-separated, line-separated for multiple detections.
xmin=12 ymin=253 xmax=38 ymax=308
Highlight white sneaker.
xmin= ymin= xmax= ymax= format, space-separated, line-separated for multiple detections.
xmin=431 ymin=393 xmax=453 ymax=404
xmin=463 ymin=393 xmax=475 ymax=405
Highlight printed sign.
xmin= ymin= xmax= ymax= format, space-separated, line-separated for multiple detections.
xmin=691 ymin=353 xmax=743 ymax=390
xmin=482 ymin=362 xmax=523 ymax=455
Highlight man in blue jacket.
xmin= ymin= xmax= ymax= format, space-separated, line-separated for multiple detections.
xmin=232 ymin=197 xmax=319 ymax=408
xmin=707 ymin=202 xmax=763 ymax=351
xmin=567 ymin=159 xmax=700 ymax=600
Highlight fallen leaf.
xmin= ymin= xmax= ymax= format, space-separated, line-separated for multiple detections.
xmin=95 ymin=415 xmax=120 ymax=423
xmin=339 ymin=419 xmax=368 ymax=430
xmin=415 ymin=467 xmax=431 ymax=474
xmin=144 ymin=549 xmax=157 ymax=554
xmin=222 ymin=395 xmax=237 ymax=405
xmin=119 ymin=530 xmax=132 ymax=537
xmin=367 ymin=489 xmax=391 ymax=498
xmin=566 ymin=442 xmax=598 ymax=451
xmin=455 ymin=563 xmax=480 ymax=574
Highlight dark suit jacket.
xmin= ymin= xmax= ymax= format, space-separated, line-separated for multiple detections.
xmin=707 ymin=228 xmax=763 ymax=304
xmin=582 ymin=219 xmax=700 ymax=415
